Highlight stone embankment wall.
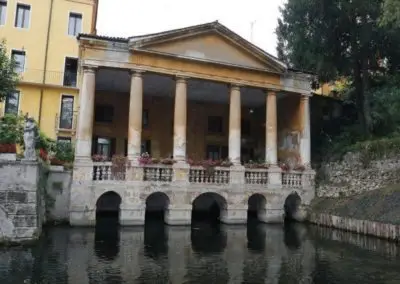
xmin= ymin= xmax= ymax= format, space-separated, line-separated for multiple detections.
xmin=0 ymin=161 xmax=45 ymax=243
xmin=310 ymin=152 xmax=400 ymax=241
xmin=45 ymin=166 xmax=71 ymax=223
xmin=317 ymin=152 xmax=400 ymax=197
xmin=308 ymin=213 xmax=400 ymax=242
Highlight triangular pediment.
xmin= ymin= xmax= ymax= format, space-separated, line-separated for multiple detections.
xmin=129 ymin=22 xmax=287 ymax=73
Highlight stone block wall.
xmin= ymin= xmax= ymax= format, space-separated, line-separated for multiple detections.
xmin=317 ymin=152 xmax=400 ymax=197
xmin=0 ymin=161 xmax=44 ymax=243
xmin=46 ymin=167 xmax=72 ymax=223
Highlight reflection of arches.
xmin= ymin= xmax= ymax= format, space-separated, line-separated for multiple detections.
xmin=145 ymin=192 xmax=170 ymax=222
xmin=191 ymin=222 xmax=227 ymax=254
xmin=95 ymin=216 xmax=121 ymax=261
xmin=284 ymin=192 xmax=302 ymax=222
xmin=247 ymin=193 xmax=267 ymax=222
xmin=144 ymin=220 xmax=168 ymax=259
xmin=192 ymin=192 xmax=227 ymax=223
xmin=247 ymin=223 xmax=266 ymax=252
xmin=96 ymin=191 xmax=122 ymax=222
xmin=283 ymin=222 xmax=302 ymax=250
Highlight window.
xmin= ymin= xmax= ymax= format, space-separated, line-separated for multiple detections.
xmin=207 ymin=116 xmax=223 ymax=133
xmin=92 ymin=136 xmax=116 ymax=158
xmin=57 ymin=137 xmax=71 ymax=143
xmin=4 ymin=91 xmax=20 ymax=115
xmin=59 ymin=95 xmax=74 ymax=129
xmin=63 ymin=58 xmax=78 ymax=87
xmin=11 ymin=50 xmax=25 ymax=73
xmin=241 ymin=119 xmax=251 ymax=136
xmin=15 ymin=4 xmax=30 ymax=28
xmin=0 ymin=1 xmax=6 ymax=26
xmin=95 ymin=105 xmax=114 ymax=123
xmin=68 ymin=12 xmax=82 ymax=36
xmin=206 ymin=145 xmax=228 ymax=160
xmin=142 ymin=110 xmax=149 ymax=128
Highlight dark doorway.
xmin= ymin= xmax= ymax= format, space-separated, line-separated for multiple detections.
xmin=145 ymin=192 xmax=170 ymax=223
xmin=247 ymin=193 xmax=267 ymax=223
xmin=96 ymin=191 xmax=122 ymax=223
xmin=284 ymin=191 xmax=302 ymax=222
xmin=191 ymin=192 xmax=227 ymax=224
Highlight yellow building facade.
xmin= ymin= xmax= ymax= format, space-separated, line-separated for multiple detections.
xmin=0 ymin=0 xmax=98 ymax=141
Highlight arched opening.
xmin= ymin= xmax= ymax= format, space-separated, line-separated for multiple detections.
xmin=191 ymin=192 xmax=227 ymax=224
xmin=284 ymin=191 xmax=302 ymax=222
xmin=247 ymin=193 xmax=267 ymax=223
xmin=96 ymin=191 xmax=122 ymax=223
xmin=95 ymin=191 xmax=122 ymax=261
xmin=145 ymin=192 xmax=170 ymax=223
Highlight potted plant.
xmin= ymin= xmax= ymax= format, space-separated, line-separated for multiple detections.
xmin=138 ymin=152 xmax=152 ymax=165
xmin=0 ymin=114 xmax=24 ymax=161
xmin=92 ymin=154 xmax=107 ymax=162
xmin=160 ymin=157 xmax=176 ymax=165
xmin=244 ymin=160 xmax=269 ymax=169
xmin=279 ymin=162 xmax=290 ymax=172
xmin=293 ymin=164 xmax=306 ymax=172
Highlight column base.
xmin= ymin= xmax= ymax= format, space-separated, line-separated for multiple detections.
xmin=120 ymin=206 xmax=145 ymax=226
xmin=166 ymin=207 xmax=191 ymax=225
xmin=220 ymin=207 xmax=247 ymax=224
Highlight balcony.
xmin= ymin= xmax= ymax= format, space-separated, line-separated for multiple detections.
xmin=18 ymin=69 xmax=80 ymax=88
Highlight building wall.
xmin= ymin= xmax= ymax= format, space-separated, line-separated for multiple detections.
xmin=92 ymin=92 xmax=298 ymax=162
xmin=0 ymin=0 xmax=95 ymax=140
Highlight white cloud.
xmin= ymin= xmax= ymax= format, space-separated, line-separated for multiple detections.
xmin=97 ymin=0 xmax=285 ymax=56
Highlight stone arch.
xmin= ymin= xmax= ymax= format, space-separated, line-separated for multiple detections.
xmin=95 ymin=191 xmax=122 ymax=223
xmin=191 ymin=192 xmax=227 ymax=223
xmin=247 ymin=193 xmax=267 ymax=223
xmin=284 ymin=191 xmax=302 ymax=222
xmin=145 ymin=192 xmax=170 ymax=223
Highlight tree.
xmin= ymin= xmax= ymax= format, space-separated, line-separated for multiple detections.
xmin=381 ymin=0 xmax=400 ymax=28
xmin=0 ymin=40 xmax=19 ymax=102
xmin=276 ymin=0 xmax=400 ymax=137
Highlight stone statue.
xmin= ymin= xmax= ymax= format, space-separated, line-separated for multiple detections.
xmin=23 ymin=117 xmax=38 ymax=160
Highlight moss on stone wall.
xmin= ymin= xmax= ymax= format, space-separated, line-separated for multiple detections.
xmin=311 ymin=184 xmax=400 ymax=225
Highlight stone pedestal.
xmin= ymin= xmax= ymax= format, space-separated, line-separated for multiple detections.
xmin=221 ymin=207 xmax=247 ymax=224
xmin=268 ymin=165 xmax=282 ymax=187
xmin=166 ymin=206 xmax=192 ymax=225
xmin=126 ymin=166 xmax=144 ymax=181
xmin=229 ymin=165 xmax=245 ymax=185
xmin=120 ymin=205 xmax=145 ymax=226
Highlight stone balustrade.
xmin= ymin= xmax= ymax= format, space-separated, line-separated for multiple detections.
xmin=86 ymin=163 xmax=315 ymax=189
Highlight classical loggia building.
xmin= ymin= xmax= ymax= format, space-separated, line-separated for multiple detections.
xmin=70 ymin=21 xmax=315 ymax=226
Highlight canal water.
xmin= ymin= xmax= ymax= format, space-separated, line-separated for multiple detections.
xmin=0 ymin=220 xmax=400 ymax=284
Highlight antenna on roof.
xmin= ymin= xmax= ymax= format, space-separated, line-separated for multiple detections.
xmin=250 ymin=20 xmax=257 ymax=43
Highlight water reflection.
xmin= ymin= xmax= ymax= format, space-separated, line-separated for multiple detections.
xmin=0 ymin=222 xmax=400 ymax=283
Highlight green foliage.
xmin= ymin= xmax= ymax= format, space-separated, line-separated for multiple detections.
xmin=54 ymin=141 xmax=74 ymax=163
xmin=0 ymin=40 xmax=19 ymax=102
xmin=277 ymin=0 xmax=400 ymax=136
xmin=0 ymin=114 xmax=24 ymax=144
xmin=36 ymin=130 xmax=56 ymax=152
xmin=380 ymin=0 xmax=400 ymax=28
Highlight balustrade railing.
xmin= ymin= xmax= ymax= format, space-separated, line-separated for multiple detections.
xmin=189 ymin=166 xmax=230 ymax=184
xmin=88 ymin=162 xmax=312 ymax=189
xmin=282 ymin=172 xmax=302 ymax=188
xmin=245 ymin=168 xmax=269 ymax=185
xmin=143 ymin=165 xmax=173 ymax=182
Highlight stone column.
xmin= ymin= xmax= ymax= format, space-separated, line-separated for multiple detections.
xmin=266 ymin=91 xmax=282 ymax=186
xmin=75 ymin=66 xmax=96 ymax=161
xmin=173 ymin=76 xmax=188 ymax=163
xmin=300 ymin=94 xmax=311 ymax=167
xmin=265 ymin=91 xmax=278 ymax=164
xmin=229 ymin=84 xmax=241 ymax=165
xmin=127 ymin=70 xmax=144 ymax=164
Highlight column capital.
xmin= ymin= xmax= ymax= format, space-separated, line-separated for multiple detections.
xmin=129 ymin=69 xmax=145 ymax=77
xmin=230 ymin=84 xmax=241 ymax=91
xmin=82 ymin=65 xmax=98 ymax=74
xmin=266 ymin=90 xmax=277 ymax=96
xmin=175 ymin=75 xmax=189 ymax=83
xmin=301 ymin=93 xmax=312 ymax=99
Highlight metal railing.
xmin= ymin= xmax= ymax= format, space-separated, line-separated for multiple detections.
xmin=17 ymin=69 xmax=80 ymax=88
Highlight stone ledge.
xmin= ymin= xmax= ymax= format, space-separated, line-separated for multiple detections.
xmin=308 ymin=213 xmax=400 ymax=241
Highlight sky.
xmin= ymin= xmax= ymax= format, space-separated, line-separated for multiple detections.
xmin=96 ymin=0 xmax=286 ymax=56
